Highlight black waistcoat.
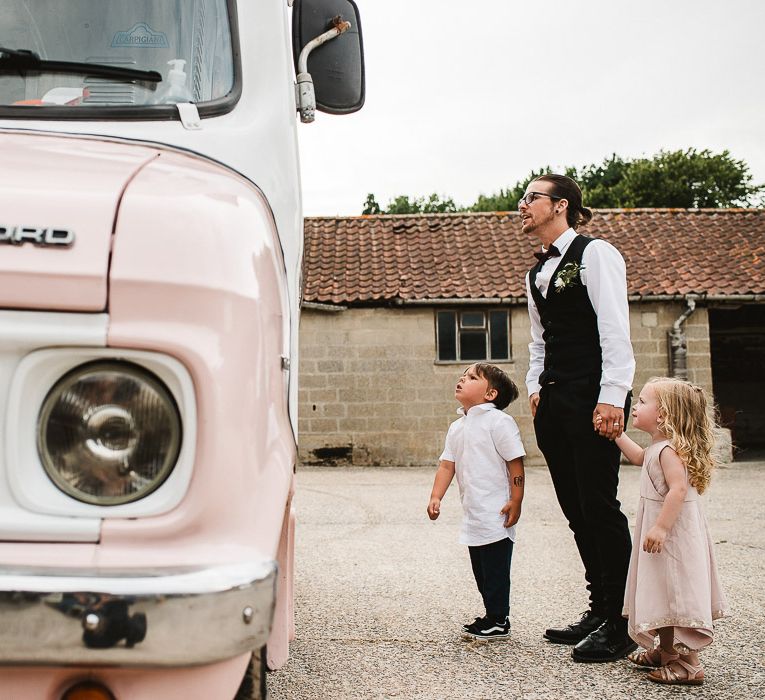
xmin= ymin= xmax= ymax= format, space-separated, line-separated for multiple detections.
xmin=529 ymin=235 xmax=602 ymax=385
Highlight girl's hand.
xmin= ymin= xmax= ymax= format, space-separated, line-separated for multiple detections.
xmin=643 ymin=525 xmax=668 ymax=554
xmin=500 ymin=500 xmax=521 ymax=527
xmin=427 ymin=497 xmax=441 ymax=520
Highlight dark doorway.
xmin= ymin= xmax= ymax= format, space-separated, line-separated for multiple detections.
xmin=709 ymin=305 xmax=765 ymax=460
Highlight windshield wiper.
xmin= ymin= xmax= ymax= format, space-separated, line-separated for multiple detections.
xmin=0 ymin=47 xmax=162 ymax=83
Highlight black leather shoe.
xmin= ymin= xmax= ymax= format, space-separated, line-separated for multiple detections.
xmin=571 ymin=619 xmax=637 ymax=662
xmin=543 ymin=610 xmax=606 ymax=645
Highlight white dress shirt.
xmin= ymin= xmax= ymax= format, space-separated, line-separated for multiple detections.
xmin=524 ymin=228 xmax=635 ymax=406
xmin=439 ymin=403 xmax=526 ymax=546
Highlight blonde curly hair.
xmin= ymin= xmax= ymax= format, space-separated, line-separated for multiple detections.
xmin=648 ymin=377 xmax=719 ymax=494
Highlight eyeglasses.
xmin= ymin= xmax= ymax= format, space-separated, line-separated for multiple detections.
xmin=517 ymin=192 xmax=561 ymax=208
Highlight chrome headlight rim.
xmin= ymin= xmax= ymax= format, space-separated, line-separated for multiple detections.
xmin=37 ymin=359 xmax=183 ymax=506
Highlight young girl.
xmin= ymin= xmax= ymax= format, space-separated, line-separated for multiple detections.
xmin=605 ymin=377 xmax=729 ymax=686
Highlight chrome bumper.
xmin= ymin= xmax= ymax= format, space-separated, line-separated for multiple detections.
xmin=0 ymin=560 xmax=276 ymax=667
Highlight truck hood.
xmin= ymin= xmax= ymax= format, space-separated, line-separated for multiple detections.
xmin=0 ymin=131 xmax=160 ymax=311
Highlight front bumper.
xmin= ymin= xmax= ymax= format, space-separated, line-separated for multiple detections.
xmin=0 ymin=560 xmax=276 ymax=667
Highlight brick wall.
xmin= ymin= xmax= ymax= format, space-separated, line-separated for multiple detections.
xmin=298 ymin=301 xmax=713 ymax=466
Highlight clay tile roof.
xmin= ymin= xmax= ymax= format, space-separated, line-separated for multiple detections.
xmin=302 ymin=209 xmax=765 ymax=304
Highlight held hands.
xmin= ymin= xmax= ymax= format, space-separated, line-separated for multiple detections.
xmin=643 ymin=525 xmax=668 ymax=554
xmin=500 ymin=500 xmax=521 ymax=528
xmin=593 ymin=403 xmax=624 ymax=440
xmin=427 ymin=497 xmax=441 ymax=520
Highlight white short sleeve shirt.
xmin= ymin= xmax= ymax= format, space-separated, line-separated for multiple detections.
xmin=440 ymin=403 xmax=526 ymax=546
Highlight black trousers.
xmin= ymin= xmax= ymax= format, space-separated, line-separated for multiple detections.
xmin=534 ymin=379 xmax=632 ymax=620
xmin=468 ymin=537 xmax=514 ymax=621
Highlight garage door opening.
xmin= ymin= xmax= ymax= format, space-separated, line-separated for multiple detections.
xmin=709 ymin=305 xmax=765 ymax=461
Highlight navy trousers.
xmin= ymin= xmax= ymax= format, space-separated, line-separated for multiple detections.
xmin=468 ymin=537 xmax=514 ymax=622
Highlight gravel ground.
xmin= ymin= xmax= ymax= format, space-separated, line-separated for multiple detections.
xmin=268 ymin=461 xmax=765 ymax=699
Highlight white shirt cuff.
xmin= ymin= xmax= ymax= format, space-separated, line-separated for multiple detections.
xmin=598 ymin=385 xmax=629 ymax=407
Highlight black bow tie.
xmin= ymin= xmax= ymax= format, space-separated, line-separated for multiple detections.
xmin=533 ymin=245 xmax=561 ymax=263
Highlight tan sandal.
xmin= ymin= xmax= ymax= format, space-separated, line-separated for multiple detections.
xmin=627 ymin=647 xmax=679 ymax=669
xmin=648 ymin=658 xmax=704 ymax=686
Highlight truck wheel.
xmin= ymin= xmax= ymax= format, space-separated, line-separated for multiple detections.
xmin=234 ymin=646 xmax=267 ymax=700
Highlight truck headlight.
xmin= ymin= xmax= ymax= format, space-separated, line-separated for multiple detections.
xmin=37 ymin=361 xmax=182 ymax=505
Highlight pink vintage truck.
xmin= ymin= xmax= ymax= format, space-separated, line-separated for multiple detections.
xmin=0 ymin=1 xmax=363 ymax=698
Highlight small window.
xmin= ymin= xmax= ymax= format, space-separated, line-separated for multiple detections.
xmin=460 ymin=311 xmax=485 ymax=328
xmin=436 ymin=309 xmax=510 ymax=362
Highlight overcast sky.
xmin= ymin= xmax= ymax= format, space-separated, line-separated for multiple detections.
xmin=297 ymin=0 xmax=765 ymax=216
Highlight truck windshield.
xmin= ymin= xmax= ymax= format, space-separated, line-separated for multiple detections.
xmin=0 ymin=0 xmax=235 ymax=110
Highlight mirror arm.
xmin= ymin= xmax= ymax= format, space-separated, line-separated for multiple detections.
xmin=295 ymin=16 xmax=351 ymax=123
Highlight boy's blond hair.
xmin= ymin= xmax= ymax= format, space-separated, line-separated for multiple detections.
xmin=648 ymin=377 xmax=719 ymax=494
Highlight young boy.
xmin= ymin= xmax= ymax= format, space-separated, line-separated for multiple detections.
xmin=427 ymin=363 xmax=526 ymax=640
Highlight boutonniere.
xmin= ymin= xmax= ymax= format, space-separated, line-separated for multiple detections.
xmin=554 ymin=261 xmax=584 ymax=292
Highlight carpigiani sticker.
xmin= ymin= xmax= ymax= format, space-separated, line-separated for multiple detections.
xmin=112 ymin=23 xmax=169 ymax=49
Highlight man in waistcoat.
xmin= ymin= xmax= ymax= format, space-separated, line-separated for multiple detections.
xmin=523 ymin=174 xmax=636 ymax=662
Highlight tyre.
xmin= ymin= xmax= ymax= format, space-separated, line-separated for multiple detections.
xmin=234 ymin=646 xmax=267 ymax=700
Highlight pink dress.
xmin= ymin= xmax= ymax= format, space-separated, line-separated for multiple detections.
xmin=622 ymin=439 xmax=729 ymax=651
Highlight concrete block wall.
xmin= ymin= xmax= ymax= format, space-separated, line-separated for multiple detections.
xmin=298 ymin=302 xmax=713 ymax=466
xmin=624 ymin=302 xmax=713 ymax=453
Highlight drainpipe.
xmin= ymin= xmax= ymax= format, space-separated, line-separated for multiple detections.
xmin=667 ymin=298 xmax=697 ymax=379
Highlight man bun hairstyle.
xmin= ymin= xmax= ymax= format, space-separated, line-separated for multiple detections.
xmin=473 ymin=363 xmax=519 ymax=410
xmin=534 ymin=174 xmax=593 ymax=229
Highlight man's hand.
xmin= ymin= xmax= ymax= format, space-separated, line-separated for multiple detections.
xmin=593 ymin=403 xmax=624 ymax=440
xmin=500 ymin=500 xmax=521 ymax=528
xmin=529 ymin=392 xmax=540 ymax=418
xmin=427 ymin=497 xmax=441 ymax=520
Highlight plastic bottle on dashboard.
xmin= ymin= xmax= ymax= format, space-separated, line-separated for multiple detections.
xmin=153 ymin=59 xmax=193 ymax=104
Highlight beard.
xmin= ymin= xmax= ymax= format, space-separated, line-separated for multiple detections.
xmin=522 ymin=206 xmax=556 ymax=234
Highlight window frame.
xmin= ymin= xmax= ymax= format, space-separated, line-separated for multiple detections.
xmin=434 ymin=307 xmax=512 ymax=364
xmin=0 ymin=0 xmax=242 ymax=121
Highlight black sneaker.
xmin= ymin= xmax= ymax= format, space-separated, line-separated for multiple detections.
xmin=462 ymin=616 xmax=510 ymax=640
xmin=461 ymin=616 xmax=486 ymax=633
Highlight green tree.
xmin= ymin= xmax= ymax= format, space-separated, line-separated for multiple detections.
xmin=361 ymin=150 xmax=763 ymax=215
xmin=420 ymin=193 xmax=460 ymax=213
xmin=601 ymin=149 xmax=762 ymax=208
xmin=571 ymin=155 xmax=632 ymax=207
xmin=384 ymin=195 xmax=422 ymax=214
xmin=474 ymin=150 xmax=763 ymax=210
xmin=362 ymin=192 xmax=461 ymax=214
xmin=362 ymin=193 xmax=381 ymax=215
xmin=470 ymin=167 xmax=552 ymax=211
